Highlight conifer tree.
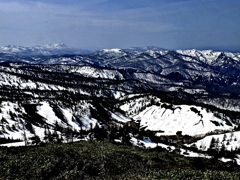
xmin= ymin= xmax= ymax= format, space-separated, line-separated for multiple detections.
xmin=209 ymin=137 xmax=216 ymax=149
xmin=223 ymin=134 xmax=227 ymax=142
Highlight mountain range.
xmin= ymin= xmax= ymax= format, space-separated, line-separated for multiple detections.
xmin=1 ymin=44 xmax=240 ymax=109
xmin=0 ymin=43 xmax=240 ymax=163
xmin=0 ymin=43 xmax=92 ymax=56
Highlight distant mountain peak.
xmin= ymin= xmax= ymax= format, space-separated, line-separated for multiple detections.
xmin=100 ymin=48 xmax=123 ymax=53
xmin=124 ymin=46 xmax=165 ymax=52
xmin=44 ymin=43 xmax=68 ymax=49
xmin=0 ymin=43 xmax=88 ymax=56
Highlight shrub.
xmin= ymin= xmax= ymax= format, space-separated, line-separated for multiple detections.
xmin=0 ymin=140 xmax=239 ymax=179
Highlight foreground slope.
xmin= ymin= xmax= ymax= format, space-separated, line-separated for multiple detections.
xmin=0 ymin=140 xmax=240 ymax=180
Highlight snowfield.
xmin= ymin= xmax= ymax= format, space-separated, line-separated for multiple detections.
xmin=69 ymin=66 xmax=124 ymax=80
xmin=190 ymin=131 xmax=240 ymax=152
xmin=120 ymin=96 xmax=235 ymax=136
xmin=133 ymin=105 xmax=234 ymax=136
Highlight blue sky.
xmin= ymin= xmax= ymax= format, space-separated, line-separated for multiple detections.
xmin=0 ymin=0 xmax=239 ymax=51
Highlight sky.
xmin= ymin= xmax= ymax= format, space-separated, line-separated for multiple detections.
xmin=0 ymin=0 xmax=240 ymax=51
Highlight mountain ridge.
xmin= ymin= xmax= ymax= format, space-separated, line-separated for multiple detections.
xmin=0 ymin=43 xmax=92 ymax=56
xmin=1 ymin=43 xmax=239 ymax=56
xmin=0 ymin=44 xmax=240 ymax=111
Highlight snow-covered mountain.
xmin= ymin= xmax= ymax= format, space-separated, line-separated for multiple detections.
xmin=0 ymin=45 xmax=239 ymax=106
xmin=14 ymin=47 xmax=239 ymax=110
xmin=0 ymin=43 xmax=91 ymax=56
